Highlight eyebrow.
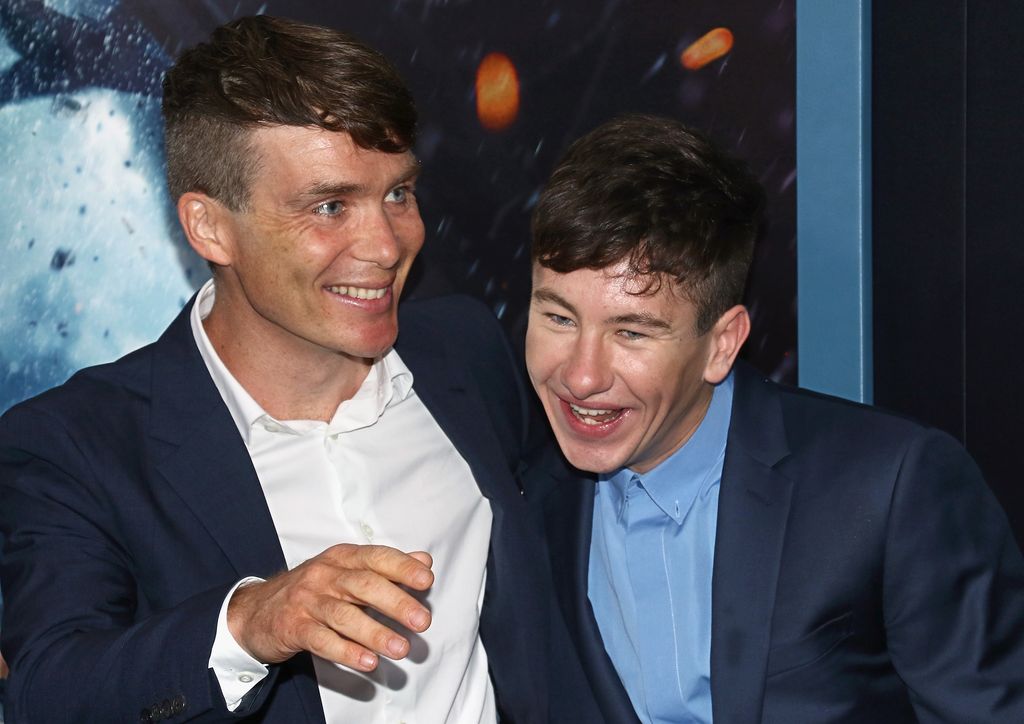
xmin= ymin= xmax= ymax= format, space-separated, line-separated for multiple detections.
xmin=298 ymin=161 xmax=421 ymax=201
xmin=532 ymin=287 xmax=673 ymax=331
xmin=607 ymin=311 xmax=672 ymax=331
xmin=532 ymin=288 xmax=578 ymax=317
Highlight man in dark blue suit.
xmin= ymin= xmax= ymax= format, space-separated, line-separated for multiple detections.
xmin=524 ymin=114 xmax=1024 ymax=723
xmin=0 ymin=16 xmax=572 ymax=723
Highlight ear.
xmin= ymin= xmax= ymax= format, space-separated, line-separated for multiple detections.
xmin=703 ymin=304 xmax=750 ymax=384
xmin=177 ymin=191 xmax=235 ymax=267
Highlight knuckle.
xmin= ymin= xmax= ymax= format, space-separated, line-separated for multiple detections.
xmin=361 ymin=544 xmax=385 ymax=566
xmin=326 ymin=542 xmax=356 ymax=559
xmin=298 ymin=621 xmax=331 ymax=651
xmin=327 ymin=600 xmax=362 ymax=630
xmin=340 ymin=570 xmax=377 ymax=600
xmin=335 ymin=639 xmax=372 ymax=669
xmin=292 ymin=618 xmax=323 ymax=647
xmin=307 ymin=558 xmax=335 ymax=579
xmin=282 ymin=580 xmax=313 ymax=609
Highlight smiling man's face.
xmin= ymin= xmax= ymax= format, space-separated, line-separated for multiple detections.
xmin=202 ymin=125 xmax=424 ymax=367
xmin=525 ymin=260 xmax=746 ymax=474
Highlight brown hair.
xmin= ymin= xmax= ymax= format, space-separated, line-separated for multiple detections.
xmin=162 ymin=15 xmax=416 ymax=210
xmin=532 ymin=114 xmax=764 ymax=334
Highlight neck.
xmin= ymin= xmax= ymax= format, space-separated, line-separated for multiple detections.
xmin=203 ymin=295 xmax=373 ymax=423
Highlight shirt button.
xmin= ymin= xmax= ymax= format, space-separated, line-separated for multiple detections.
xmin=360 ymin=522 xmax=374 ymax=541
xmin=238 ymin=673 xmax=255 ymax=683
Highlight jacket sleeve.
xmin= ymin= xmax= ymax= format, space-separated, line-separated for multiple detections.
xmin=883 ymin=428 xmax=1024 ymax=722
xmin=0 ymin=406 xmax=279 ymax=723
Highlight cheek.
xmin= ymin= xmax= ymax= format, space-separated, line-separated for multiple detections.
xmin=616 ymin=351 xmax=689 ymax=416
xmin=524 ymin=329 xmax=555 ymax=385
xmin=395 ymin=212 xmax=426 ymax=251
xmin=616 ymin=353 xmax=654 ymax=395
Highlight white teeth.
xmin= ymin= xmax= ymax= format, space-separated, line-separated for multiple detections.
xmin=568 ymin=403 xmax=621 ymax=425
xmin=569 ymin=403 xmax=614 ymax=416
xmin=569 ymin=401 xmax=622 ymax=423
xmin=327 ymin=285 xmax=388 ymax=300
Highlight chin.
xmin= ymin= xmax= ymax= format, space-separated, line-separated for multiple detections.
xmin=342 ymin=330 xmax=399 ymax=359
xmin=559 ymin=443 xmax=622 ymax=475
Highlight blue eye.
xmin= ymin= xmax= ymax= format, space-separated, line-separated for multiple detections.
xmin=386 ymin=186 xmax=412 ymax=204
xmin=547 ymin=313 xmax=574 ymax=327
xmin=618 ymin=329 xmax=647 ymax=341
xmin=314 ymin=200 xmax=344 ymax=216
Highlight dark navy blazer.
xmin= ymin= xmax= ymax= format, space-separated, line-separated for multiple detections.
xmin=539 ymin=362 xmax=1024 ymax=724
xmin=0 ymin=295 xmax=575 ymax=723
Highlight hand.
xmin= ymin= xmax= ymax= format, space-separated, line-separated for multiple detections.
xmin=227 ymin=544 xmax=433 ymax=672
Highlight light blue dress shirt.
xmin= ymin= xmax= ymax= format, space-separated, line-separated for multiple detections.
xmin=589 ymin=374 xmax=733 ymax=724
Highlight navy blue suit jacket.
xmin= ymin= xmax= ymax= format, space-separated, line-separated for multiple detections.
xmin=539 ymin=362 xmax=1024 ymax=723
xmin=0 ymin=295 xmax=568 ymax=723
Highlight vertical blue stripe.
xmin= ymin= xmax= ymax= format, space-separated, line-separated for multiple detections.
xmin=796 ymin=0 xmax=873 ymax=403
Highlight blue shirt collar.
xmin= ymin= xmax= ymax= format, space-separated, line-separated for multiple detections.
xmin=603 ymin=373 xmax=734 ymax=525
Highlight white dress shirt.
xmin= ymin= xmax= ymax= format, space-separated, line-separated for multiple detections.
xmin=190 ymin=280 xmax=496 ymax=723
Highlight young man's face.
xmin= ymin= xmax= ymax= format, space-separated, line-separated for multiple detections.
xmin=525 ymin=261 xmax=744 ymax=474
xmin=204 ymin=125 xmax=424 ymax=365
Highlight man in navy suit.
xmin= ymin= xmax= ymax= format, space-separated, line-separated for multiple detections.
xmin=524 ymin=114 xmax=1024 ymax=723
xmin=0 ymin=16 xmax=572 ymax=723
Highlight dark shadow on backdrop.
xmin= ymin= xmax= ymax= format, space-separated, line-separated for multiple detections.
xmin=873 ymin=0 xmax=1024 ymax=547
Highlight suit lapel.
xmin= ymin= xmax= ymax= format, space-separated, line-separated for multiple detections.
xmin=147 ymin=302 xmax=322 ymax=722
xmin=395 ymin=331 xmax=517 ymax=504
xmin=711 ymin=363 xmax=794 ymax=724
xmin=544 ymin=463 xmax=640 ymax=723
xmin=148 ymin=301 xmax=287 ymax=579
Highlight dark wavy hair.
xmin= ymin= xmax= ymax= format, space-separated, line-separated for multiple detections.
xmin=162 ymin=15 xmax=417 ymax=210
xmin=532 ymin=114 xmax=765 ymax=334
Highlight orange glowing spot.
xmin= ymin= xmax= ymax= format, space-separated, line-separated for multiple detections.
xmin=476 ymin=52 xmax=520 ymax=131
xmin=681 ymin=27 xmax=734 ymax=70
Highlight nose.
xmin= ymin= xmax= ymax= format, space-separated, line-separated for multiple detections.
xmin=352 ymin=207 xmax=403 ymax=270
xmin=561 ymin=335 xmax=613 ymax=400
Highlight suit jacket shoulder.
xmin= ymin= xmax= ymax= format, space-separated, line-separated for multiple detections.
xmin=717 ymin=362 xmax=1024 ymax=723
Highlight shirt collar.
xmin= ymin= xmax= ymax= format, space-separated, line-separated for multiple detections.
xmin=602 ymin=372 xmax=734 ymax=525
xmin=189 ymin=279 xmax=414 ymax=446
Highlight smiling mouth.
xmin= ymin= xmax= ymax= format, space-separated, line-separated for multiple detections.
xmin=568 ymin=401 xmax=625 ymax=425
xmin=325 ymin=284 xmax=390 ymax=300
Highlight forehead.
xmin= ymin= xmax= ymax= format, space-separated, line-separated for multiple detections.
xmin=247 ymin=125 xmax=416 ymax=188
xmin=532 ymin=260 xmax=697 ymax=326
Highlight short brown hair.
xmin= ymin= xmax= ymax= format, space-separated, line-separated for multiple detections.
xmin=162 ymin=15 xmax=417 ymax=210
xmin=532 ymin=114 xmax=764 ymax=334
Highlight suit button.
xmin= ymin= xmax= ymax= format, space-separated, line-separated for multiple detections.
xmin=173 ymin=694 xmax=187 ymax=713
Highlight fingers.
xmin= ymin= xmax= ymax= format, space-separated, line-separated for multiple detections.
xmin=297 ymin=617 xmax=388 ymax=672
xmin=308 ymin=595 xmax=416 ymax=668
xmin=227 ymin=544 xmax=435 ymax=668
xmin=408 ymin=550 xmax=433 ymax=569
xmin=335 ymin=544 xmax=434 ymax=592
xmin=323 ymin=565 xmax=431 ymax=633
